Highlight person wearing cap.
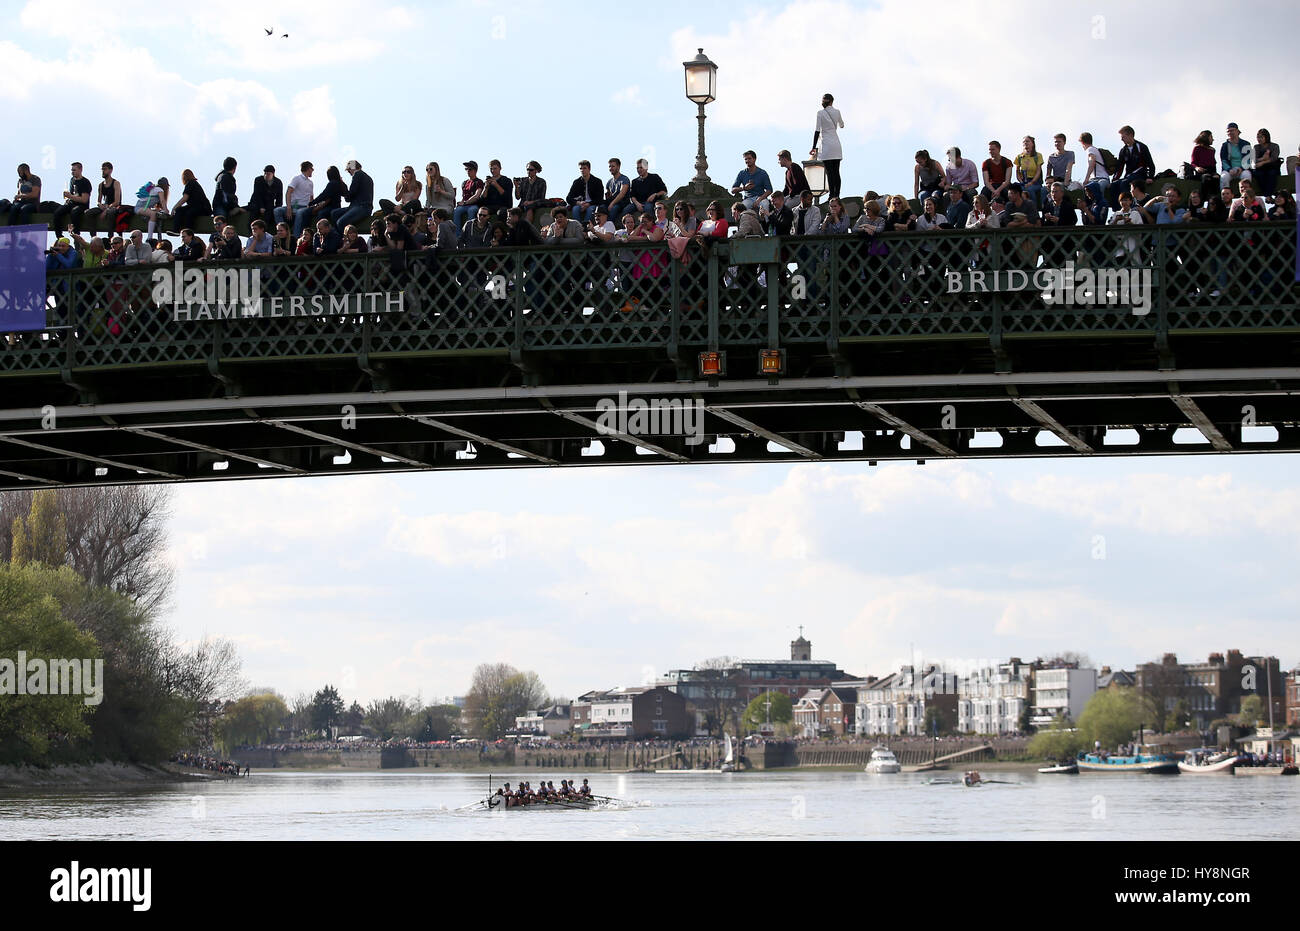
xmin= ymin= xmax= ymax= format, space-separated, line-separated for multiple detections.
xmin=1219 ymin=123 xmax=1252 ymax=193
xmin=513 ymin=161 xmax=547 ymax=225
xmin=246 ymin=165 xmax=284 ymax=232
xmin=46 ymin=237 xmax=79 ymax=272
xmin=452 ymin=161 xmax=485 ymax=230
xmin=331 ymin=159 xmax=374 ymax=232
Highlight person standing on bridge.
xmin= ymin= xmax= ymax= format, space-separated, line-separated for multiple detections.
xmin=811 ymin=93 xmax=845 ymax=199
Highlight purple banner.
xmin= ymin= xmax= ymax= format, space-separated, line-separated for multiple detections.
xmin=0 ymin=224 xmax=49 ymax=332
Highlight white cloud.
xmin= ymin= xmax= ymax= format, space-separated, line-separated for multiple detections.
xmin=612 ymin=85 xmax=643 ymax=106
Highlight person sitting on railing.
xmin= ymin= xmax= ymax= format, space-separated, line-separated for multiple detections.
xmin=566 ymin=160 xmax=602 ymax=225
xmin=1045 ymin=134 xmax=1077 ymax=192
xmin=1078 ymin=132 xmax=1110 ymax=224
xmin=338 ymin=223 xmax=368 ymax=254
xmin=628 ymin=158 xmax=667 ymax=219
xmin=452 ymin=161 xmax=485 ymax=229
xmin=174 ymin=228 xmax=206 ymax=262
xmin=1110 ymin=126 xmax=1156 ymax=208
xmin=242 ymin=219 xmax=274 ymax=259
xmin=791 ymin=189 xmax=822 ymax=235
xmin=212 ymin=157 xmax=241 ymax=218
xmin=1219 ymin=123 xmax=1251 ymax=194
xmin=981 ymin=140 xmax=1014 ymax=204
xmin=1015 ymin=136 xmax=1045 ymax=208
xmin=307 ymin=166 xmax=346 ymax=230
xmin=1229 ymin=179 xmax=1266 ymax=222
xmin=1252 ymin=128 xmax=1281 ymax=199
xmin=819 ymin=197 xmax=851 ymax=234
xmin=460 ymin=205 xmax=496 ymax=248
xmin=779 ymin=150 xmax=810 ymax=202
xmin=169 ymin=170 xmax=210 ymax=236
xmin=513 ymin=161 xmax=547 ymax=226
xmin=312 ymin=218 xmax=341 ymax=256
xmin=945 ymin=147 xmax=978 ymax=202
xmin=246 ymin=165 xmax=283 ymax=232
xmin=84 ymin=162 xmax=126 ymax=234
xmin=51 ymin=162 xmax=93 ymax=235
xmin=424 ymin=162 xmax=455 ymax=216
xmin=123 ymin=229 xmax=152 ymax=265
xmin=729 ymin=151 xmax=773 ymax=219
xmin=914 ymin=150 xmax=946 ymax=205
xmin=605 ymin=157 xmax=633 ymax=225
xmin=1041 ymin=182 xmax=1078 ymax=227
xmin=479 ymin=159 xmax=513 ymax=220
xmin=4 ymin=163 xmax=42 ymax=227
xmin=332 ymin=160 xmax=374 ymax=232
xmin=1267 ymin=190 xmax=1296 ymax=220
xmin=379 ymin=165 xmax=422 ymax=218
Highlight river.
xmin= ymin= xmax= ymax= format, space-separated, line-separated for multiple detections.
xmin=3 ymin=768 xmax=1297 ymax=840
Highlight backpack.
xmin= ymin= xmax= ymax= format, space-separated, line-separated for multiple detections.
xmin=1097 ymin=148 xmax=1119 ymax=176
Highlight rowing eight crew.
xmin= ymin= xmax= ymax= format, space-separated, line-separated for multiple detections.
xmin=494 ymin=779 xmax=591 ymax=807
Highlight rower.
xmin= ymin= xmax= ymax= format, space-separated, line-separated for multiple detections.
xmin=579 ymin=778 xmax=591 ymax=797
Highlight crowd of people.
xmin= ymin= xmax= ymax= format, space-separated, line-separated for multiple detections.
xmin=492 ymin=778 xmax=593 ymax=807
xmin=12 ymin=109 xmax=1293 ymax=284
xmin=171 ymin=751 xmax=247 ymax=777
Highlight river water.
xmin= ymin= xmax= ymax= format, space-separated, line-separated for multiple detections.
xmin=3 ymin=768 xmax=1298 ymax=840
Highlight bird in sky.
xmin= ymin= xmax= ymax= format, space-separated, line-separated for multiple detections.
xmin=264 ymin=28 xmax=272 ymax=35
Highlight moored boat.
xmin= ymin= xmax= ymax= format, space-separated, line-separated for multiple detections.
xmin=1077 ymin=746 xmax=1179 ymax=774
xmin=865 ymin=746 xmax=901 ymax=774
xmin=1037 ymin=761 xmax=1079 ymax=774
xmin=1178 ymin=748 xmax=1238 ymax=774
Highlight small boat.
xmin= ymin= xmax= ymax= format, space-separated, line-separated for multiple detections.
xmin=1077 ymin=746 xmax=1179 ymax=774
xmin=719 ymin=733 xmax=736 ymax=773
xmin=1037 ymin=761 xmax=1079 ymax=774
xmin=865 ymin=746 xmax=901 ymax=774
xmin=1178 ymin=748 xmax=1238 ymax=774
xmin=962 ymin=770 xmax=982 ymax=786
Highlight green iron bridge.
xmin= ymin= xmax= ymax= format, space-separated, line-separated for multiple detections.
xmin=1 ymin=222 xmax=1298 ymax=489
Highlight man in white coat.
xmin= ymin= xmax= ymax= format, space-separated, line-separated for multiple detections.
xmin=810 ymin=93 xmax=845 ymax=199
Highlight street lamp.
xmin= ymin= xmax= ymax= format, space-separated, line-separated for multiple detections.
xmin=802 ymin=158 xmax=828 ymax=204
xmin=683 ymin=48 xmax=718 ymax=185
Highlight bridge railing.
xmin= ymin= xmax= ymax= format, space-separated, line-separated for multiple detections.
xmin=7 ymin=222 xmax=1296 ymax=376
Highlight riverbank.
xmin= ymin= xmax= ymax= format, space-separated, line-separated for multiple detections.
xmin=0 ymin=761 xmax=205 ymax=787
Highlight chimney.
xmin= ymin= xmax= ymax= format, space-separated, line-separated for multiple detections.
xmin=1162 ymin=653 xmax=1178 ymax=666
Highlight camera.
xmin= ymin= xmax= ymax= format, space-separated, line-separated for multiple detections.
xmin=513 ymin=177 xmax=526 ymax=186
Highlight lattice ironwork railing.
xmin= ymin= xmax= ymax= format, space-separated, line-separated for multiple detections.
xmin=7 ymin=222 xmax=1297 ymax=375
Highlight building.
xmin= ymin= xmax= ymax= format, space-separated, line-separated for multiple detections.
xmin=659 ymin=632 xmax=858 ymax=735
xmin=817 ymin=687 xmax=859 ymax=737
xmin=514 ymin=704 xmax=572 ymax=737
xmin=793 ymin=689 xmax=827 ymax=738
xmin=569 ymin=690 xmax=607 ymax=732
xmin=1136 ymin=651 xmax=1285 ymax=731
xmin=579 ymin=686 xmax=690 ymax=740
xmin=1287 ymin=668 xmax=1300 ymax=728
xmin=1029 ymin=667 xmax=1097 ymax=729
xmin=958 ymin=659 xmax=1033 ymax=734
xmin=856 ymin=666 xmax=958 ymax=736
xmin=1097 ymin=667 xmax=1135 ymax=690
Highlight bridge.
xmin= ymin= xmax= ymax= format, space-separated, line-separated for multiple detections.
xmin=2 ymin=222 xmax=1298 ymax=489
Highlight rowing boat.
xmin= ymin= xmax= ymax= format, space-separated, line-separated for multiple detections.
xmin=482 ymin=794 xmax=607 ymax=811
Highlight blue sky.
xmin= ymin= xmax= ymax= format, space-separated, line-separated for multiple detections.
xmin=4 ymin=0 xmax=1297 ymax=704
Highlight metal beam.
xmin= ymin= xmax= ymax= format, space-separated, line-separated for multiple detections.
xmin=3 ymin=367 xmax=1300 ymax=424
xmin=852 ymin=402 xmax=957 ymax=457
xmin=1168 ymin=392 xmax=1233 ymax=452
xmin=0 ymin=466 xmax=60 ymax=485
xmin=262 ymin=421 xmax=435 ymax=468
xmin=706 ymin=406 xmax=823 ymax=459
xmin=122 ymin=427 xmax=307 ymax=473
xmin=1007 ymin=393 xmax=1094 ymax=454
xmin=539 ymin=400 xmax=690 ymax=462
xmin=0 ymin=435 xmax=182 ymax=479
xmin=399 ymin=413 xmax=559 ymax=465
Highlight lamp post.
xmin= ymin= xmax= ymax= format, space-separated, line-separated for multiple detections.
xmin=683 ymin=48 xmax=718 ymax=189
xmin=802 ymin=158 xmax=828 ymax=206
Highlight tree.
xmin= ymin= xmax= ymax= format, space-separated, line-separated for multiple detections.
xmin=922 ymin=705 xmax=950 ymax=736
xmin=340 ymin=701 xmax=365 ymax=734
xmin=365 ymin=696 xmax=416 ymax=740
xmin=1027 ymin=714 xmax=1085 ymax=761
xmin=1040 ymin=651 xmax=1093 ymax=670
xmin=1166 ymin=698 xmax=1191 ymax=733
xmin=217 ymin=691 xmax=289 ymax=749
xmin=310 ymin=685 xmax=345 ymax=736
xmin=9 ymin=490 xmax=68 ymax=569
xmin=743 ymin=691 xmax=793 ymax=733
xmin=1077 ymin=687 xmax=1153 ymax=750
xmin=462 ymin=663 xmax=549 ymax=739
xmin=400 ymin=704 xmax=461 ymax=742
xmin=0 ymin=564 xmax=102 ymax=764
xmin=1238 ymin=694 xmax=1264 ymax=727
xmin=1 ymin=486 xmax=174 ymax=615
xmin=690 ymin=657 xmax=744 ymax=738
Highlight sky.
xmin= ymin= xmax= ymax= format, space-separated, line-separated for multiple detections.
xmin=4 ymin=0 xmax=1298 ymax=705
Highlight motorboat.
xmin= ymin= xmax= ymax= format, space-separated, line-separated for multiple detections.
xmin=865 ymin=746 xmax=901 ymax=774
xmin=1037 ymin=760 xmax=1079 ymax=774
xmin=1077 ymin=746 xmax=1179 ymax=774
xmin=1178 ymin=748 xmax=1238 ymax=774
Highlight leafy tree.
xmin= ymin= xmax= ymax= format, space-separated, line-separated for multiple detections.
xmin=341 ymin=701 xmax=365 ymax=734
xmin=1027 ymin=714 xmax=1084 ymax=760
xmin=365 ymin=696 xmax=415 ymax=740
xmin=462 ymin=663 xmax=549 ymax=739
xmin=1238 ymin=694 xmax=1264 ymax=727
xmin=743 ymin=691 xmax=793 ymax=732
xmin=0 ymin=565 xmax=101 ymax=763
xmin=9 ymin=491 xmax=68 ymax=569
xmin=218 ymin=692 xmax=290 ymax=749
xmin=1077 ymin=687 xmax=1153 ymax=750
xmin=310 ymin=685 xmax=345 ymax=736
